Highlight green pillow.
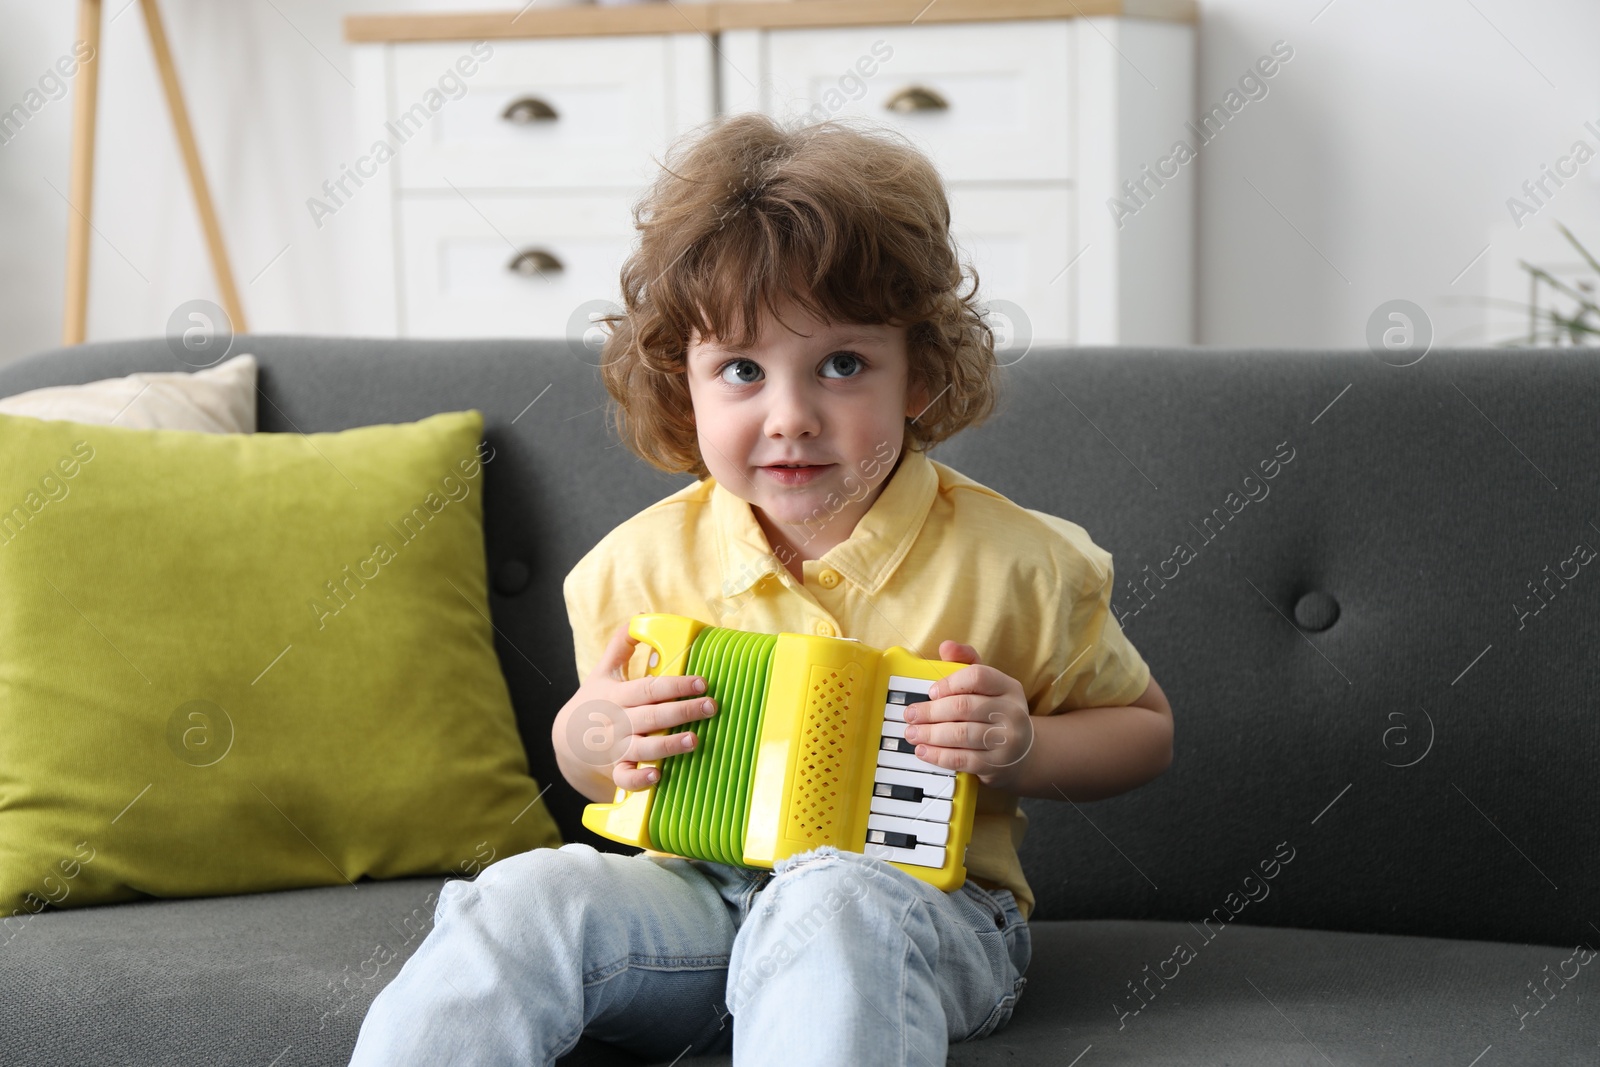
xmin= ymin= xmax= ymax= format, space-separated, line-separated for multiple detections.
xmin=0 ymin=409 xmax=561 ymax=914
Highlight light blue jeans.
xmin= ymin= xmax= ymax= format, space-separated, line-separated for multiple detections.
xmin=348 ymin=842 xmax=1031 ymax=1066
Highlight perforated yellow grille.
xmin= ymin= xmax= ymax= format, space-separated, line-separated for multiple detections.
xmin=786 ymin=662 xmax=860 ymax=844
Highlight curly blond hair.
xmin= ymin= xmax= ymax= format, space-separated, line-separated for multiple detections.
xmin=597 ymin=112 xmax=998 ymax=479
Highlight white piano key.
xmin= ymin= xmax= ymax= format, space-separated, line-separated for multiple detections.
xmin=880 ymin=737 xmax=918 ymax=758
xmin=877 ymin=747 xmax=955 ymax=777
xmin=883 ymin=701 xmax=907 ymax=723
xmin=869 ymin=812 xmax=949 ymax=847
xmin=873 ymin=766 xmax=955 ymax=799
xmin=887 ymin=676 xmax=933 ymax=698
xmin=882 ymin=720 xmax=907 ymax=739
xmin=864 ymin=840 xmax=947 ymax=869
xmin=870 ymin=794 xmax=953 ymax=822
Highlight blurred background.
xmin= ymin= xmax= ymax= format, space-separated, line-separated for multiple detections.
xmin=1 ymin=0 xmax=1596 ymax=366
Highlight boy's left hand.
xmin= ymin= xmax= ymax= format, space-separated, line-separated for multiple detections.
xmin=902 ymin=641 xmax=1035 ymax=791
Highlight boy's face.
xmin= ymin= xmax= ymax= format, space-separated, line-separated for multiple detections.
xmin=685 ymin=294 xmax=930 ymax=556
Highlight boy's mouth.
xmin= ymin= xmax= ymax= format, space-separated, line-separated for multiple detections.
xmin=759 ymin=462 xmax=833 ymax=485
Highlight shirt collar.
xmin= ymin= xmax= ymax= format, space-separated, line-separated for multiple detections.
xmin=711 ymin=447 xmax=940 ymax=599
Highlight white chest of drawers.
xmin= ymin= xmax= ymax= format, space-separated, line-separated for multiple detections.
xmin=346 ymin=2 xmax=1195 ymax=347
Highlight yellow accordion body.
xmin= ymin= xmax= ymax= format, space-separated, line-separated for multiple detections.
xmin=582 ymin=613 xmax=979 ymax=891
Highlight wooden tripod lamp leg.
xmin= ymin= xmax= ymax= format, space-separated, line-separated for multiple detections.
xmin=63 ymin=0 xmax=102 ymax=346
xmin=139 ymin=0 xmax=248 ymax=333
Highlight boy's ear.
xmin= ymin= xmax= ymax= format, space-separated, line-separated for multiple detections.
xmin=905 ymin=379 xmax=932 ymax=421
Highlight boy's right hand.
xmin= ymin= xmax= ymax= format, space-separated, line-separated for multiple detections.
xmin=559 ymin=622 xmax=718 ymax=793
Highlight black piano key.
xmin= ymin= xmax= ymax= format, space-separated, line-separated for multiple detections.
xmin=886 ymin=688 xmax=929 ymax=705
xmin=873 ymin=782 xmax=924 ymax=802
xmin=867 ymin=828 xmax=919 ymax=849
xmin=880 ymin=736 xmax=917 ymax=755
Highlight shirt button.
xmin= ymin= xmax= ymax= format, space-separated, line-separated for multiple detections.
xmin=818 ymin=569 xmax=840 ymax=588
xmin=815 ymin=621 xmax=836 ymax=637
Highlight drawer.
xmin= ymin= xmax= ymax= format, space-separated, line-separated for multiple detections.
xmin=390 ymin=36 xmax=713 ymax=191
xmin=945 ymin=185 xmax=1074 ymax=345
xmin=397 ymin=192 xmax=637 ymax=338
xmin=762 ymin=22 xmax=1071 ymax=184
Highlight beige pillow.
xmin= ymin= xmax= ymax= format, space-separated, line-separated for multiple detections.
xmin=0 ymin=354 xmax=256 ymax=432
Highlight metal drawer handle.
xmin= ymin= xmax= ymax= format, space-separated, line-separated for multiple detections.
xmin=509 ymin=248 xmax=563 ymax=277
xmin=884 ymin=85 xmax=949 ymax=113
xmin=501 ymin=96 xmax=558 ymax=124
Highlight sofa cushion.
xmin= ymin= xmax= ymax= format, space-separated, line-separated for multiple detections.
xmin=0 ymin=353 xmax=257 ymax=432
xmin=2 ymin=891 xmax=1590 ymax=1065
xmin=0 ymin=876 xmax=646 ymax=1066
xmin=638 ymin=920 xmax=1596 ymax=1065
xmin=0 ymin=409 xmax=562 ymax=913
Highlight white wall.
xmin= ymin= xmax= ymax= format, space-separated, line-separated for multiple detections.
xmin=1 ymin=0 xmax=1595 ymax=365
xmin=0 ymin=0 xmax=496 ymax=365
xmin=1194 ymin=0 xmax=1600 ymax=348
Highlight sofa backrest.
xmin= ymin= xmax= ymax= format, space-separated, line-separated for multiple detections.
xmin=4 ymin=337 xmax=1595 ymax=947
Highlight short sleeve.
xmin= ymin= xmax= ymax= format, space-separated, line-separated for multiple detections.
xmin=563 ymin=553 xmax=608 ymax=683
xmin=562 ymin=543 xmax=650 ymax=684
xmin=1028 ymin=516 xmax=1152 ymax=716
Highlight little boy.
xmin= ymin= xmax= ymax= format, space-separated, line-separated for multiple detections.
xmin=350 ymin=113 xmax=1172 ymax=1067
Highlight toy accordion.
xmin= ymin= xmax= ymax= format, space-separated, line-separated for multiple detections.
xmin=582 ymin=613 xmax=978 ymax=891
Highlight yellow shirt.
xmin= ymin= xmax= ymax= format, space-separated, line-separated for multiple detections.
xmin=561 ymin=446 xmax=1151 ymax=921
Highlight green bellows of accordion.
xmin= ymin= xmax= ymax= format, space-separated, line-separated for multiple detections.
xmin=648 ymin=626 xmax=778 ymax=866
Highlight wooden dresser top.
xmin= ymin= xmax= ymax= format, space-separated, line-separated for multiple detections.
xmin=346 ymin=0 xmax=1197 ymax=43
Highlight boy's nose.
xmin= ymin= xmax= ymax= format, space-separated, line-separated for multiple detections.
xmin=763 ymin=387 xmax=822 ymax=439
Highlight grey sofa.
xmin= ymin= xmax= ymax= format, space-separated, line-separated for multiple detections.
xmin=2 ymin=336 xmax=1596 ymax=1066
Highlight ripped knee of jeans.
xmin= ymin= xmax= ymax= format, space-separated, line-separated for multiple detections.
xmin=773 ymin=844 xmax=896 ymax=879
xmin=764 ymin=844 xmax=902 ymax=895
xmin=772 ymin=844 xmax=849 ymax=877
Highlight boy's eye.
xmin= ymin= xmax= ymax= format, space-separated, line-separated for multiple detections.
xmin=820 ymin=352 xmax=864 ymax=378
xmin=718 ymin=358 xmax=763 ymax=385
